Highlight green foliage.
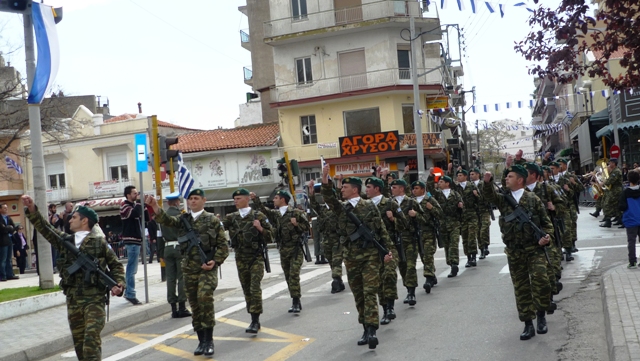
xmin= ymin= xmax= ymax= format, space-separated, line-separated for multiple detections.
xmin=0 ymin=285 xmax=61 ymax=303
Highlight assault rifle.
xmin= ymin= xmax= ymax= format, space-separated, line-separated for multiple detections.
xmin=299 ymin=232 xmax=313 ymax=262
xmin=541 ymin=182 xmax=564 ymax=249
xmin=432 ymin=215 xmax=444 ymax=249
xmin=411 ymin=215 xmax=425 ymax=260
xmin=501 ymin=191 xmax=552 ymax=265
xmin=394 ymin=231 xmax=407 ymax=263
xmin=178 ymin=215 xmax=211 ymax=265
xmin=343 ymin=204 xmax=389 ymax=256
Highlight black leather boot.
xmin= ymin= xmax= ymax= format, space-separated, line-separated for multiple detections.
xmin=203 ymin=328 xmax=214 ymax=356
xmin=193 ymin=330 xmax=205 ymax=355
xmin=386 ymin=299 xmax=396 ymax=320
xmin=484 ymin=246 xmax=490 ymax=256
xmin=288 ymin=298 xmax=295 ymax=313
xmin=555 ymin=281 xmax=563 ymax=294
xmin=245 ymin=313 xmax=260 ymax=333
xmin=171 ymin=303 xmax=179 ymax=318
xmin=600 ymin=219 xmax=612 ymax=228
xmin=357 ymin=325 xmax=369 ymax=346
xmin=536 ymin=311 xmax=548 ymax=334
xmin=565 ymin=248 xmax=573 ymax=262
xmin=470 ymin=254 xmax=477 ymax=267
xmin=319 ymin=255 xmax=329 ymax=264
xmin=178 ymin=302 xmax=192 ymax=318
xmin=590 ymin=210 xmax=600 ymax=218
xmin=423 ymin=277 xmax=432 ymax=293
xmin=380 ymin=305 xmax=390 ymax=325
xmin=367 ymin=325 xmax=379 ymax=349
xmin=520 ymin=320 xmax=536 ymax=340
xmin=479 ymin=248 xmax=486 ymax=259
xmin=448 ymin=264 xmax=459 ymax=278
xmin=547 ymin=297 xmax=557 ymax=315
xmin=465 ymin=255 xmax=472 ymax=268
xmin=292 ymin=297 xmax=301 ymax=313
xmin=331 ymin=277 xmax=342 ymax=294
xmin=406 ymin=287 xmax=416 ymax=306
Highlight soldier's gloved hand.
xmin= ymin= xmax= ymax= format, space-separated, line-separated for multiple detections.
xmin=383 ymin=252 xmax=393 ymax=263
xmin=539 ymin=234 xmax=551 ymax=246
xmin=201 ymin=260 xmax=215 ymax=271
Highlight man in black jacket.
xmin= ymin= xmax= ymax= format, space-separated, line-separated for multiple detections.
xmin=120 ymin=186 xmax=146 ymax=305
xmin=12 ymin=225 xmax=28 ymax=274
xmin=0 ymin=203 xmax=17 ymax=281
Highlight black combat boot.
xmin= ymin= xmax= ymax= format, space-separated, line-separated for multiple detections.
xmin=357 ymin=325 xmax=369 ymax=346
xmin=600 ymin=218 xmax=612 ymax=228
xmin=536 ymin=311 xmax=548 ymax=334
xmin=571 ymin=242 xmax=579 ymax=252
xmin=203 ymin=328 xmax=214 ymax=356
xmin=433 ymin=276 xmax=438 ymax=285
xmin=448 ymin=264 xmax=459 ymax=278
xmin=319 ymin=255 xmax=329 ymax=264
xmin=178 ymin=302 xmax=192 ymax=318
xmin=479 ymin=249 xmax=486 ymax=259
xmin=555 ymin=281 xmax=563 ymax=294
xmin=386 ymin=299 xmax=396 ymax=320
xmin=470 ymin=254 xmax=477 ymax=267
xmin=564 ymin=248 xmax=573 ymax=262
xmin=367 ymin=325 xmax=379 ymax=349
xmin=484 ymin=246 xmax=490 ymax=256
xmin=406 ymin=287 xmax=416 ymax=306
xmin=465 ymin=255 xmax=472 ymax=268
xmin=547 ymin=297 xmax=557 ymax=315
xmin=171 ymin=303 xmax=179 ymax=318
xmin=423 ymin=277 xmax=432 ymax=293
xmin=315 ymin=255 xmax=321 ymax=264
xmin=338 ymin=277 xmax=345 ymax=292
xmin=292 ymin=297 xmax=302 ymax=313
xmin=193 ymin=330 xmax=205 ymax=355
xmin=245 ymin=313 xmax=261 ymax=334
xmin=590 ymin=209 xmax=600 ymax=218
xmin=520 ymin=320 xmax=536 ymax=340
xmin=331 ymin=277 xmax=341 ymax=294
xmin=380 ymin=305 xmax=391 ymax=325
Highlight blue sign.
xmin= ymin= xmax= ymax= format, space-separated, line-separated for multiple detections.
xmin=135 ymin=133 xmax=148 ymax=173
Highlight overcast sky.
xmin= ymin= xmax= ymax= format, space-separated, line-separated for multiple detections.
xmin=0 ymin=0 xmax=577 ymax=131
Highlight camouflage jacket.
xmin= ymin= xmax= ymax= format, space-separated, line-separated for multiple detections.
xmin=427 ymin=175 xmax=463 ymax=226
xmin=321 ymin=182 xmax=391 ymax=254
xmin=252 ymin=199 xmax=309 ymax=248
xmin=155 ymin=209 xmax=229 ymax=274
xmin=26 ymin=208 xmax=125 ymax=297
xmin=452 ymin=181 xmax=480 ymax=216
xmin=223 ymin=209 xmax=273 ymax=260
xmin=309 ymin=194 xmax=339 ymax=238
xmin=482 ymin=183 xmax=555 ymax=251
xmin=529 ymin=181 xmax=568 ymax=215
xmin=374 ymin=196 xmax=407 ymax=238
xmin=394 ymin=195 xmax=422 ymax=237
xmin=605 ymin=167 xmax=624 ymax=195
xmin=415 ymin=194 xmax=443 ymax=231
xmin=473 ymin=180 xmax=492 ymax=214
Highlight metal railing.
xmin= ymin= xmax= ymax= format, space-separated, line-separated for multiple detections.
xmin=270 ymin=67 xmax=441 ymax=103
xmin=88 ymin=178 xmax=136 ymax=198
xmin=240 ymin=29 xmax=250 ymax=43
xmin=264 ymin=0 xmax=422 ymax=39
xmin=26 ymin=187 xmax=73 ymax=204
xmin=243 ymin=67 xmax=253 ymax=81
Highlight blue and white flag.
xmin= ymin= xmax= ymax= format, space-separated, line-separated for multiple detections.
xmin=5 ymin=156 xmax=23 ymax=175
xmin=177 ymin=152 xmax=194 ymax=199
xmin=28 ymin=3 xmax=60 ymax=104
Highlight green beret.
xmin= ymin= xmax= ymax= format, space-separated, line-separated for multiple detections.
xmin=506 ymin=165 xmax=528 ymax=178
xmin=456 ymin=169 xmax=469 ymax=176
xmin=232 ymin=188 xmax=249 ymax=198
xmin=390 ymin=179 xmax=408 ymax=187
xmin=275 ymin=190 xmax=291 ymax=202
xmin=470 ymin=168 xmax=481 ymax=175
xmin=75 ymin=206 xmax=98 ymax=224
xmin=525 ymin=162 xmax=541 ymax=175
xmin=557 ymin=159 xmax=568 ymax=164
xmin=342 ymin=177 xmax=362 ymax=186
xmin=411 ymin=181 xmax=426 ymax=189
xmin=610 ymin=158 xmax=618 ymax=164
xmin=189 ymin=189 xmax=206 ymax=198
xmin=541 ymin=166 xmax=551 ymax=172
xmin=387 ymin=172 xmax=398 ymax=179
xmin=548 ymin=161 xmax=560 ymax=168
xmin=365 ymin=177 xmax=384 ymax=189
xmin=440 ymin=176 xmax=453 ymax=184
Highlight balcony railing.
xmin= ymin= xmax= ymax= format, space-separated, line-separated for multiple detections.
xmin=240 ymin=29 xmax=250 ymax=43
xmin=88 ymin=178 xmax=136 ymax=198
xmin=270 ymin=67 xmax=440 ymax=103
xmin=264 ymin=0 xmax=422 ymax=39
xmin=27 ymin=187 xmax=72 ymax=204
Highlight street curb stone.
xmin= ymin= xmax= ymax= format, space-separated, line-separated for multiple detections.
xmin=602 ymin=265 xmax=635 ymax=361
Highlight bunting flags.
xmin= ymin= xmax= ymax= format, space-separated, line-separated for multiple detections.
xmin=427 ymin=0 xmax=534 ymax=18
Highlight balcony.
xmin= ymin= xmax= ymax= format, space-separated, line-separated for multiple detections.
xmin=270 ymin=67 xmax=441 ymax=104
xmin=243 ymin=67 xmax=253 ymax=86
xmin=47 ymin=187 xmax=72 ymax=203
xmin=264 ymin=0 xmax=435 ymax=44
xmin=88 ymin=178 xmax=136 ymax=199
xmin=240 ymin=29 xmax=250 ymax=51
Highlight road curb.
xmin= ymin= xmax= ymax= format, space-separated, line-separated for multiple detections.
xmin=602 ymin=265 xmax=632 ymax=361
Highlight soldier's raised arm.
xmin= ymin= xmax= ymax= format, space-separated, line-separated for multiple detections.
xmin=321 ymin=164 xmax=344 ymax=214
xmin=22 ymin=195 xmax=66 ymax=250
xmin=482 ymin=172 xmax=504 ymax=208
xmin=426 ymin=168 xmax=437 ymax=194
xmin=145 ymin=195 xmax=182 ymax=228
xmin=250 ymin=192 xmax=277 ymax=224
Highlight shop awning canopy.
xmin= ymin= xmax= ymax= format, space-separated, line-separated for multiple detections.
xmin=590 ymin=108 xmax=609 ymax=123
xmin=596 ymin=119 xmax=640 ymax=138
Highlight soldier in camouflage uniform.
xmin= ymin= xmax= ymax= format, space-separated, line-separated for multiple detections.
xmin=222 ymin=188 xmax=273 ymax=334
xmin=364 ymin=177 xmax=405 ymax=325
xmin=251 ymin=190 xmax=310 ymax=313
xmin=321 ymin=165 xmax=392 ymax=349
xmin=600 ymin=158 xmax=625 ymax=228
xmin=482 ymin=165 xmax=555 ymax=340
xmin=427 ymin=170 xmax=463 ymax=277
xmin=550 ymin=161 xmax=577 ymax=261
xmin=147 ymin=189 xmax=229 ymax=356
xmin=451 ymin=169 xmax=480 ymax=268
xmin=22 ymin=195 xmax=125 ymax=361
xmin=470 ymin=168 xmax=492 ymax=259
xmin=559 ymin=159 xmax=583 ymax=251
xmin=590 ymin=186 xmax=605 ymax=219
xmin=309 ymin=181 xmax=345 ymax=293
xmin=542 ymin=165 xmax=570 ymax=293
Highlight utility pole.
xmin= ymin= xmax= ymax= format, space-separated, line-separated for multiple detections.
xmin=476 ymin=119 xmax=480 ymax=168
xmin=410 ymin=16 xmax=425 ymax=177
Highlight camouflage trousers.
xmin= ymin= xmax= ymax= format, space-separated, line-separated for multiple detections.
xmin=420 ymin=232 xmax=437 ymax=278
xmin=280 ymin=245 xmax=304 ymax=298
xmin=477 ymin=212 xmax=491 ymax=250
xmin=547 ymin=244 xmax=562 ymax=295
xmin=184 ymin=267 xmax=218 ymax=331
xmin=399 ymin=235 xmax=418 ymax=288
xmin=604 ymin=190 xmax=622 ymax=219
xmin=322 ymin=233 xmax=343 ymax=278
xmin=378 ymin=247 xmax=398 ymax=304
xmin=67 ymin=296 xmax=106 ymax=361
xmin=570 ymin=206 xmax=578 ymax=243
xmin=443 ymin=222 xmax=461 ymax=266
xmin=343 ymin=244 xmax=382 ymax=328
xmin=236 ymin=257 xmax=264 ymax=314
xmin=505 ymin=247 xmax=551 ymax=322
xmin=461 ymin=213 xmax=479 ymax=256
xmin=594 ymin=192 xmax=604 ymax=212
xmin=561 ymin=210 xmax=574 ymax=248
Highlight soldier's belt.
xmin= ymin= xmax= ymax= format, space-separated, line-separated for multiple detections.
xmin=166 ymin=241 xmax=179 ymax=246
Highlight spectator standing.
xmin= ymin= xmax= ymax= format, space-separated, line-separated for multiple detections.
xmin=0 ymin=203 xmax=17 ymax=281
xmin=120 ymin=185 xmax=146 ymax=305
xmin=48 ymin=204 xmax=62 ymax=272
xmin=619 ymin=170 xmax=640 ymax=269
xmin=12 ymin=225 xmax=28 ymax=274
xmin=61 ymin=202 xmax=74 ymax=234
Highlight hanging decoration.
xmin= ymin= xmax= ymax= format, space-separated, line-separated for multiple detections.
xmin=424 ymin=0 xmax=535 ymax=17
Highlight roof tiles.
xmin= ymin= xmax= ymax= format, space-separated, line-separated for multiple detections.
xmin=174 ymin=123 xmax=280 ymax=153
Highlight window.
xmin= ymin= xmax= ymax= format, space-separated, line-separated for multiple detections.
xmin=304 ymin=172 xmax=321 ymax=182
xmin=301 ymin=115 xmax=317 ymax=144
xmin=402 ymin=105 xmax=415 ymax=133
xmin=45 ymin=159 xmax=65 ymax=189
xmin=344 ymin=108 xmax=381 ymax=136
xmin=296 ymin=57 xmax=313 ymax=84
xmin=106 ymin=152 xmax=129 ymax=181
xmin=397 ymin=49 xmax=411 ymax=79
xmin=292 ymin=0 xmax=308 ymax=20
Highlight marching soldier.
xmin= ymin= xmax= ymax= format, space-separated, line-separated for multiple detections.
xmin=251 ymin=190 xmax=310 ymax=313
xmin=427 ymin=168 xmax=464 ymax=277
xmin=470 ymin=168 xmax=492 ymax=259
xmin=558 ymin=159 xmax=583 ymax=252
xmin=321 ymin=164 xmax=392 ymax=349
xmin=22 ymin=195 xmax=125 ymax=361
xmin=222 ymin=188 xmax=273 ymax=334
xmin=550 ymin=161 xmax=576 ymax=261
xmin=600 ymin=158 xmax=625 ymax=228
xmin=451 ymin=169 xmax=480 ymax=268
xmin=309 ymin=181 xmax=345 ymax=293
xmin=146 ymin=189 xmax=229 ymax=356
xmin=482 ymin=166 xmax=555 ymax=340
xmin=364 ymin=177 xmax=405 ymax=324
xmin=542 ymin=165 xmax=571 ymax=289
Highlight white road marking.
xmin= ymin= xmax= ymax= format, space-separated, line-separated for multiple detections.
xmin=307 ymin=280 xmax=334 ymax=294
xmin=499 ymin=264 xmax=510 ymax=274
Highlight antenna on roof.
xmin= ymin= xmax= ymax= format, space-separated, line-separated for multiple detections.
xmin=138 ymin=102 xmax=142 ymax=113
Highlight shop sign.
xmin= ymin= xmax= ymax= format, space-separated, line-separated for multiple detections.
xmin=399 ymin=132 xmax=443 ymax=150
xmin=427 ymin=96 xmax=449 ymax=109
xmin=333 ymin=161 xmax=391 ymax=175
xmin=339 ymin=131 xmax=399 ymax=156
xmin=317 ymin=142 xmax=338 ymax=149
xmin=91 ymin=180 xmax=121 ymax=195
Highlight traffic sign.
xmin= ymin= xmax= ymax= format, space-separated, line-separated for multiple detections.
xmin=135 ymin=133 xmax=149 ymax=173
xmin=610 ymin=144 xmax=620 ymax=158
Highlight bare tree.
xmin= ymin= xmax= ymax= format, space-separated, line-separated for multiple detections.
xmin=477 ymin=120 xmax=516 ymax=172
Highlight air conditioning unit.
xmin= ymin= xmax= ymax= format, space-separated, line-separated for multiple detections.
xmin=452 ymin=66 xmax=464 ymax=77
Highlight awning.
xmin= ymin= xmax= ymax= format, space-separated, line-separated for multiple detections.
xmin=590 ymin=108 xmax=609 ymax=123
xmin=596 ymin=119 xmax=640 ymax=137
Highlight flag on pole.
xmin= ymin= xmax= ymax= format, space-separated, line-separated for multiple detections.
xmin=28 ymin=3 xmax=60 ymax=104
xmin=5 ymin=156 xmax=23 ymax=175
xmin=470 ymin=0 xmax=478 ymax=13
xmin=177 ymin=152 xmax=194 ymax=199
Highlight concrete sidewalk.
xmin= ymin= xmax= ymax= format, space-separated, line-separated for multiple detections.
xmin=0 ymin=251 xmax=291 ymax=361
xmin=603 ymin=264 xmax=640 ymax=361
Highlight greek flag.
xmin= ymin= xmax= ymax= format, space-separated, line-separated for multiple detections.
xmin=28 ymin=3 xmax=60 ymax=104
xmin=177 ymin=152 xmax=194 ymax=199
xmin=5 ymin=156 xmax=23 ymax=175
